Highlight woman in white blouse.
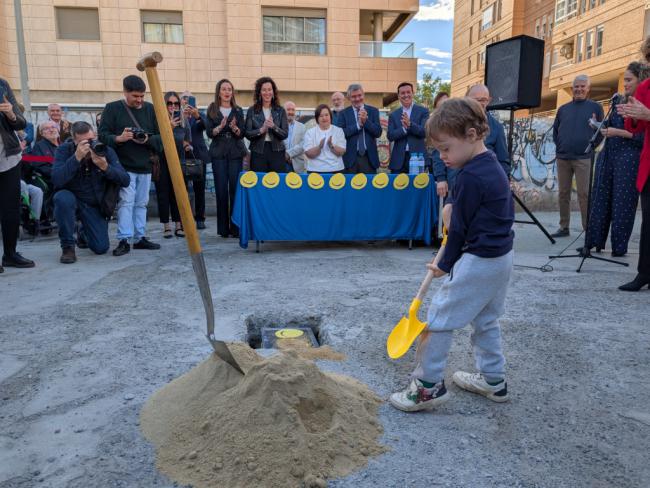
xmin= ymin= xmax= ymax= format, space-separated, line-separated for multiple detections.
xmin=303 ymin=104 xmax=346 ymax=173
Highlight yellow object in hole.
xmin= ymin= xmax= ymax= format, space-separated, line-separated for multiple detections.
xmin=262 ymin=172 xmax=280 ymax=188
xmin=393 ymin=173 xmax=410 ymax=190
xmin=329 ymin=173 xmax=346 ymax=190
xmin=285 ymin=172 xmax=303 ymax=189
xmin=413 ymin=173 xmax=430 ymax=189
xmin=351 ymin=173 xmax=367 ymax=190
xmin=240 ymin=171 xmax=258 ymax=188
xmin=308 ymin=172 xmax=325 ymax=189
xmin=372 ymin=173 xmax=389 ymax=189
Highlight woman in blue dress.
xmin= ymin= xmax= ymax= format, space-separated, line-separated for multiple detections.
xmin=586 ymin=62 xmax=646 ymax=256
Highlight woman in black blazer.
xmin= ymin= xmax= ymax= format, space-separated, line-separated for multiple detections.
xmin=205 ymin=79 xmax=246 ymax=238
xmin=245 ymin=77 xmax=288 ymax=173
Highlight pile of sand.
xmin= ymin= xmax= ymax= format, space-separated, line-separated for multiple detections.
xmin=275 ymin=337 xmax=347 ymax=361
xmin=140 ymin=345 xmax=385 ymax=488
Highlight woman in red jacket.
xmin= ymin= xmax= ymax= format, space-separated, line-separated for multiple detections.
xmin=617 ymin=38 xmax=650 ymax=290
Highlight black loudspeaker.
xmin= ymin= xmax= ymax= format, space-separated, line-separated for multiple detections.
xmin=485 ymin=35 xmax=544 ymax=110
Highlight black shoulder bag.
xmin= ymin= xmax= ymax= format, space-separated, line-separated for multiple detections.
xmin=182 ymin=120 xmax=204 ymax=180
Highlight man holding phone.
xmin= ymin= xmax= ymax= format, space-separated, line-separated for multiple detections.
xmin=551 ymin=74 xmax=604 ymax=237
xmin=99 ymin=75 xmax=162 ymax=256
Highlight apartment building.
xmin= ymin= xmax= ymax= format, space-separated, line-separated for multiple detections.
xmin=0 ymin=0 xmax=419 ymax=109
xmin=451 ymin=0 xmax=650 ymax=110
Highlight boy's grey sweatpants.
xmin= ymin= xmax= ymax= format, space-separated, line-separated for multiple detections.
xmin=412 ymin=250 xmax=513 ymax=384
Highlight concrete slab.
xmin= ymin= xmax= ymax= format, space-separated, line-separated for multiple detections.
xmin=0 ymin=211 xmax=648 ymax=488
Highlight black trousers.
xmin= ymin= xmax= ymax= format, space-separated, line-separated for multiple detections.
xmin=639 ymin=179 xmax=650 ymax=275
xmin=191 ymin=162 xmax=207 ymax=222
xmin=251 ymin=142 xmax=287 ymax=173
xmin=156 ymin=155 xmax=181 ymax=224
xmin=0 ymin=163 xmax=21 ymax=256
xmin=345 ymin=153 xmax=376 ymax=174
xmin=212 ymin=157 xmax=242 ymax=237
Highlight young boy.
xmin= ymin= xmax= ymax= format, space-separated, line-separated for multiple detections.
xmin=390 ymin=97 xmax=515 ymax=412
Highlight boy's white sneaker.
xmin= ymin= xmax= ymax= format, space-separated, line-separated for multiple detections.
xmin=389 ymin=379 xmax=450 ymax=412
xmin=452 ymin=371 xmax=509 ymax=402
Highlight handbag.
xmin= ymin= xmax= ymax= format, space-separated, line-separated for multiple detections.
xmin=100 ymin=180 xmax=121 ymax=219
xmin=182 ymin=123 xmax=204 ymax=179
xmin=121 ymin=100 xmax=161 ymax=182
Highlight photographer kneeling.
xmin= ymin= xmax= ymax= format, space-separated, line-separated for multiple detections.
xmin=52 ymin=121 xmax=130 ymax=264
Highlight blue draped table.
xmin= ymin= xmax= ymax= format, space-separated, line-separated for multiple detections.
xmin=231 ymin=172 xmax=438 ymax=249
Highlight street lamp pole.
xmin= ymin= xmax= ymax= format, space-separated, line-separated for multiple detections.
xmin=13 ymin=0 xmax=31 ymax=114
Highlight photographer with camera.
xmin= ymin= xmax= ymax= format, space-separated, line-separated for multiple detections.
xmin=52 ymin=121 xmax=130 ymax=264
xmin=99 ymin=75 xmax=162 ymax=256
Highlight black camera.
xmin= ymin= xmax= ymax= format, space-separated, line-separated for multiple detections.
xmin=129 ymin=127 xmax=147 ymax=142
xmin=89 ymin=139 xmax=107 ymax=157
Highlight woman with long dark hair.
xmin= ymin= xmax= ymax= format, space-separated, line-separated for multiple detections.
xmin=617 ymin=39 xmax=650 ymax=290
xmin=585 ymin=62 xmax=647 ymax=257
xmin=205 ymin=79 xmax=246 ymax=238
xmin=245 ymin=77 xmax=288 ymax=173
xmin=156 ymin=91 xmax=190 ymax=238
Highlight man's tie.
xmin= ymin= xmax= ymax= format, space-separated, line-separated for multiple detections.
xmin=357 ymin=108 xmax=366 ymax=156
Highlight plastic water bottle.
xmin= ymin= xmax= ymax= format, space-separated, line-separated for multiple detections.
xmin=409 ymin=153 xmax=424 ymax=174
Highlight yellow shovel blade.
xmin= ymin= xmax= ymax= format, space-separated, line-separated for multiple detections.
xmin=387 ymin=298 xmax=427 ymax=359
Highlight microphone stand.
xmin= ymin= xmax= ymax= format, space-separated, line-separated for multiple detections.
xmin=548 ymin=99 xmax=629 ymax=272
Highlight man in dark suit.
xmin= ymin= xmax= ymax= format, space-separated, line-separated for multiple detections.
xmin=335 ymin=83 xmax=382 ymax=173
xmin=387 ymin=82 xmax=430 ymax=173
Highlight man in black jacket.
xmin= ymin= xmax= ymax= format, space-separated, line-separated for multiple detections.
xmin=53 ymin=121 xmax=130 ymax=264
xmin=0 ymin=77 xmax=34 ymax=272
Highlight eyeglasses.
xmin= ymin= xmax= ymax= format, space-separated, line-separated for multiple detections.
xmin=167 ymin=101 xmax=180 ymax=107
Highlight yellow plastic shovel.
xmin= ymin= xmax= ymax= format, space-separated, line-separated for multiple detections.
xmin=387 ymin=231 xmax=446 ymax=359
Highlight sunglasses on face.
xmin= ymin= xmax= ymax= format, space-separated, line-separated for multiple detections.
xmin=167 ymin=101 xmax=180 ymax=107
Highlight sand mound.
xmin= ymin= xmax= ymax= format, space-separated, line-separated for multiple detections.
xmin=140 ymin=347 xmax=385 ymax=488
xmin=276 ymin=338 xmax=347 ymax=361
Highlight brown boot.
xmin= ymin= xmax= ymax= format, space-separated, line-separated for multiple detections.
xmin=60 ymin=246 xmax=77 ymax=264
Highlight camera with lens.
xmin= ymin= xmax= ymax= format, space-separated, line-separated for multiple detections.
xmin=129 ymin=127 xmax=147 ymax=142
xmin=89 ymin=139 xmax=107 ymax=157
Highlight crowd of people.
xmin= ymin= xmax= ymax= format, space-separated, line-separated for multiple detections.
xmin=1 ymin=40 xmax=649 ymax=292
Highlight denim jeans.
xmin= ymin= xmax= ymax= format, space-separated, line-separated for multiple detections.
xmin=53 ymin=190 xmax=109 ymax=254
xmin=117 ymin=171 xmax=151 ymax=241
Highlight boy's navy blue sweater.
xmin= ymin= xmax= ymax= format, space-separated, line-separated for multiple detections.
xmin=438 ymin=151 xmax=514 ymax=273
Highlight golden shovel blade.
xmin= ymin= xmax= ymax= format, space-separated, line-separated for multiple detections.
xmin=387 ymin=298 xmax=428 ymax=359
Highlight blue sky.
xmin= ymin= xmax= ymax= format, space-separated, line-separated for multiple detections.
xmin=394 ymin=0 xmax=454 ymax=83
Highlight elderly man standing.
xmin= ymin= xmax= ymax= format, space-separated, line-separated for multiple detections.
xmin=37 ymin=103 xmax=71 ymax=142
xmin=466 ymin=84 xmax=510 ymax=177
xmin=551 ymin=74 xmax=604 ymax=237
xmin=283 ymin=101 xmax=307 ymax=173
xmin=331 ymin=92 xmax=345 ymax=126
xmin=335 ymin=84 xmax=382 ymax=174
xmin=387 ymin=82 xmax=430 ymax=173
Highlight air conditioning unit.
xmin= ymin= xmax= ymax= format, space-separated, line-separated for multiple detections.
xmin=559 ymin=44 xmax=573 ymax=59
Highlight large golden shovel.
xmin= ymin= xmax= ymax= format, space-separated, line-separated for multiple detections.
xmin=137 ymin=52 xmax=243 ymax=374
xmin=387 ymin=233 xmax=446 ymax=359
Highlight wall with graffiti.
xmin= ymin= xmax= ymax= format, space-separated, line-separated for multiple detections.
xmin=498 ymin=113 xmax=560 ymax=211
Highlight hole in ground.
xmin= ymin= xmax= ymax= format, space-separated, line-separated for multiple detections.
xmin=245 ymin=314 xmax=323 ymax=350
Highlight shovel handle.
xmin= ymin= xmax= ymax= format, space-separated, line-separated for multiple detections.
xmin=415 ymin=269 xmax=435 ymax=302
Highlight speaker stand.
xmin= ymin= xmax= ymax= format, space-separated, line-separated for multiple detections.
xmin=506 ymin=109 xmax=555 ymax=244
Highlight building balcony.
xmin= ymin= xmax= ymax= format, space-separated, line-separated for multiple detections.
xmin=359 ymin=41 xmax=415 ymax=58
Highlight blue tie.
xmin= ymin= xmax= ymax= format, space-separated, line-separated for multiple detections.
xmin=357 ymin=108 xmax=366 ymax=156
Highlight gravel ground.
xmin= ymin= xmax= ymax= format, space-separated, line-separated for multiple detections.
xmin=1 ymin=211 xmax=648 ymax=488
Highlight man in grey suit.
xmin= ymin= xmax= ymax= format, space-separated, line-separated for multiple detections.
xmin=284 ymin=101 xmax=307 ymax=173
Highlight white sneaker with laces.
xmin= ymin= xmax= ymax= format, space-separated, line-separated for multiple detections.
xmin=389 ymin=378 xmax=450 ymax=412
xmin=452 ymin=371 xmax=509 ymax=402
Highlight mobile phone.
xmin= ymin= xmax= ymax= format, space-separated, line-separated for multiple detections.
xmin=172 ymin=110 xmax=181 ymax=120
xmin=188 ymin=96 xmax=196 ymax=108
xmin=0 ymin=85 xmax=7 ymax=101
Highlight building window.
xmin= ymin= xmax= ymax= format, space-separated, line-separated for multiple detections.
xmin=471 ymin=0 xmax=475 ymax=15
xmin=535 ymin=19 xmax=541 ymax=38
xmin=585 ymin=28 xmax=594 ymax=59
xmin=262 ymin=8 xmax=326 ymax=55
xmin=596 ymin=25 xmax=604 ymax=56
xmin=497 ymin=0 xmax=503 ymax=21
xmin=544 ymin=51 xmax=551 ymax=78
xmin=576 ymin=32 xmax=584 ymax=62
xmin=141 ymin=11 xmax=183 ymax=44
xmin=468 ymin=58 xmax=472 ymax=75
xmin=555 ymin=0 xmax=577 ymax=24
xmin=481 ymin=4 xmax=495 ymax=31
xmin=55 ymin=7 xmax=100 ymax=40
xmin=589 ymin=0 xmax=596 ymax=8
xmin=480 ymin=49 xmax=486 ymax=65
xmin=469 ymin=26 xmax=474 ymax=45
xmin=541 ymin=15 xmax=547 ymax=38
xmin=579 ymin=0 xmax=587 ymax=14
